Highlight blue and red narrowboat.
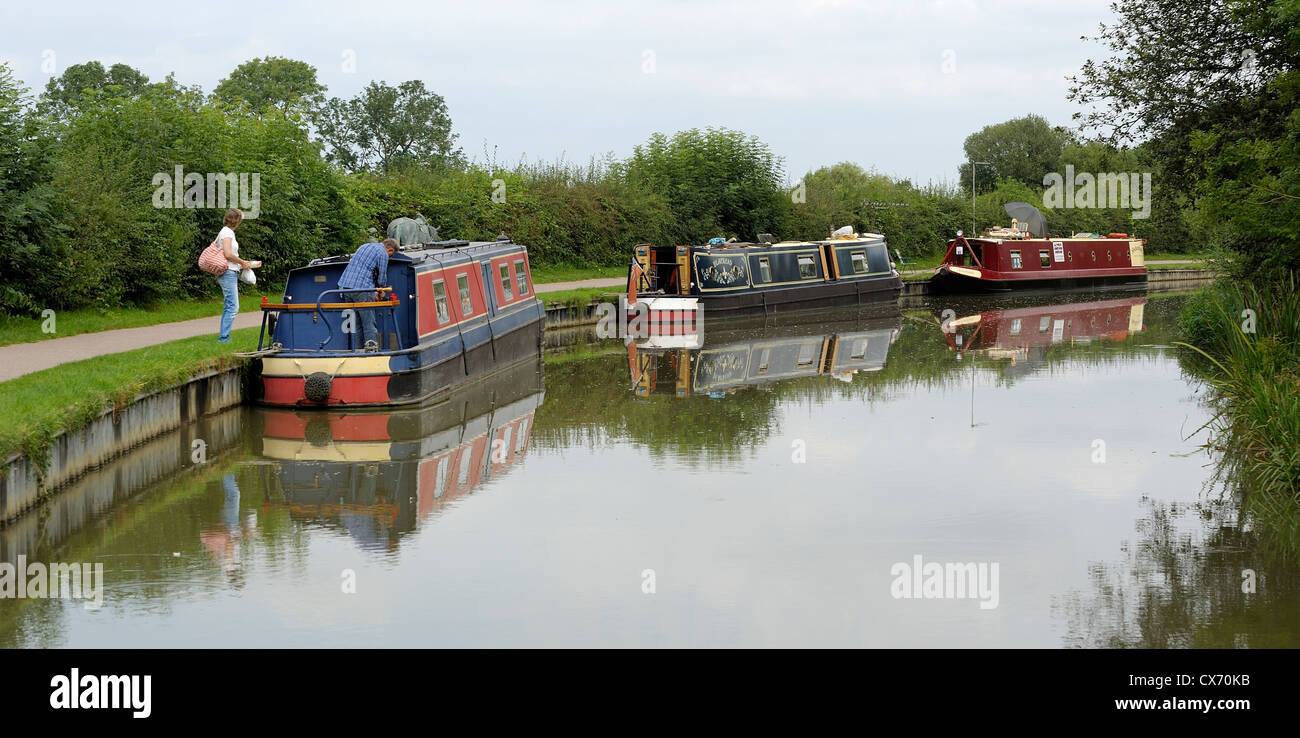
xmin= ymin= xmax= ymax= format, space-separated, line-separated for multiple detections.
xmin=254 ymin=356 xmax=544 ymax=550
xmin=249 ymin=236 xmax=545 ymax=407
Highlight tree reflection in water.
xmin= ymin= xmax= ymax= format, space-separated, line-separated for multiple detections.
xmin=1054 ymin=495 xmax=1300 ymax=648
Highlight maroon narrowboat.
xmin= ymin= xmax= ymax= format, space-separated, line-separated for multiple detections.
xmin=931 ymin=204 xmax=1146 ymax=293
xmin=942 ymin=295 xmax=1147 ymax=361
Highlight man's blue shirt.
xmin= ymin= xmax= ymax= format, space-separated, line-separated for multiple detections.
xmin=338 ymin=242 xmax=390 ymax=290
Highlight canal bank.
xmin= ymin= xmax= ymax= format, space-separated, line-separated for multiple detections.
xmin=1 ymin=366 xmax=247 ymax=523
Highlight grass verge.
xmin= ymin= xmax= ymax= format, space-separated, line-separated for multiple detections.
xmin=0 ymin=327 xmax=259 ymax=462
xmin=539 ymin=288 xmax=619 ymax=309
xmin=0 ymin=292 xmax=270 ymax=347
xmin=531 ymin=263 xmax=627 ymax=284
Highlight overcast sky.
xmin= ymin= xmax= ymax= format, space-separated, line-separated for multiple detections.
xmin=3 ymin=0 xmax=1117 ymax=186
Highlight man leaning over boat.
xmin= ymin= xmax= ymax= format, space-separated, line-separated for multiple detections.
xmin=337 ymin=238 xmax=399 ymax=352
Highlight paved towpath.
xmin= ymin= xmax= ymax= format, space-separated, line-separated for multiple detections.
xmin=0 ymin=262 xmax=1205 ymax=383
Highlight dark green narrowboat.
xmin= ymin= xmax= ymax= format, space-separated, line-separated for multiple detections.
xmin=627 ymin=232 xmax=902 ymax=315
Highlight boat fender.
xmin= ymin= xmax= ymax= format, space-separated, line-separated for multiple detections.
xmin=303 ymin=372 xmax=332 ymax=403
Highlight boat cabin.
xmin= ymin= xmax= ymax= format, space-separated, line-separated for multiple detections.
xmin=630 ymin=233 xmax=901 ymax=313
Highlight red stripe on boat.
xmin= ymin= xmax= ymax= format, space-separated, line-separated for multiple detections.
xmin=262 ymin=375 xmax=392 ymax=406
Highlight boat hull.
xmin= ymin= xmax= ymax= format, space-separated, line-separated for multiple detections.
xmin=663 ymin=275 xmax=902 ymax=314
xmin=929 ymin=266 xmax=1146 ymax=295
xmin=253 ymin=306 xmax=544 ymax=408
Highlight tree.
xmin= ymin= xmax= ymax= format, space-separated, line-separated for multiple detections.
xmin=957 ymin=115 xmax=1074 ymax=193
xmin=38 ymin=61 xmax=149 ymax=120
xmin=213 ymin=56 xmax=325 ymax=115
xmin=621 ymin=127 xmax=787 ymax=243
xmin=0 ymin=63 xmax=60 ymax=315
xmin=1069 ymin=0 xmax=1300 ymax=280
xmin=315 ymin=80 xmax=462 ymax=173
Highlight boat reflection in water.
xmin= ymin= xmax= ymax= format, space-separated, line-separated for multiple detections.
xmin=628 ymin=308 xmax=901 ymax=397
xmin=940 ymin=294 xmax=1146 ymax=369
xmin=252 ymin=356 xmax=544 ymax=551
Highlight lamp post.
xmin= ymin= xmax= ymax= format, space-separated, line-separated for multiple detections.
xmin=970 ymin=161 xmax=991 ymax=235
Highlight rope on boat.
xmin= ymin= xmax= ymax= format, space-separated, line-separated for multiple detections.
xmin=233 ymin=342 xmax=283 ymax=358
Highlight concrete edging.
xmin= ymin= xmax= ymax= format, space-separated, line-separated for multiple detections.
xmin=0 ymin=365 xmax=246 ymax=524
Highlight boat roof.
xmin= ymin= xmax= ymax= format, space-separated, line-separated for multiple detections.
xmin=691 ymin=233 xmax=887 ymax=250
xmin=305 ymin=238 xmax=527 ymax=270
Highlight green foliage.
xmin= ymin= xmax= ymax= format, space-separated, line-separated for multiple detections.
xmin=316 ymin=80 xmax=463 ymax=173
xmin=212 ymin=56 xmax=325 ymax=115
xmin=786 ymin=162 xmax=966 ymax=255
xmin=621 ymin=127 xmax=787 ymax=242
xmin=957 ymin=114 xmax=1075 ymax=191
xmin=0 ymin=63 xmax=60 ymax=315
xmin=343 ymin=159 xmax=677 ymax=268
xmin=13 ymin=73 xmax=360 ymax=310
xmin=38 ymin=60 xmax=150 ymax=121
xmin=1178 ymin=278 xmax=1300 ymax=557
xmin=1071 ymin=0 xmax=1300 ymax=279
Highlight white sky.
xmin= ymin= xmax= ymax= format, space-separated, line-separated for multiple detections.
xmin=3 ymin=0 xmax=1117 ymax=186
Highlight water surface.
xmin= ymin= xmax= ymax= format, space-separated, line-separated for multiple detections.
xmin=3 ymin=289 xmax=1297 ymax=647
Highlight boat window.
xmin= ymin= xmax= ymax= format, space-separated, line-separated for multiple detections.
xmin=499 ymin=427 xmax=513 ymax=461
xmin=757 ymin=348 xmax=771 ymax=373
xmin=850 ymin=338 xmax=868 ymax=359
xmin=1010 ymin=319 xmax=1022 ymax=336
xmin=457 ymin=274 xmax=473 ymax=316
xmin=499 ymin=264 xmax=513 ymax=300
xmin=797 ymin=342 xmax=816 ymax=366
xmin=515 ymin=418 xmax=529 ymax=452
xmin=850 ymin=252 xmax=868 ymax=274
xmin=514 ymin=260 xmax=529 ymax=295
xmin=458 ymin=449 xmax=472 ymax=485
xmin=1039 ymin=316 xmax=1051 ymax=332
xmin=798 ymin=255 xmax=817 ymax=279
xmin=432 ymin=280 xmax=450 ymax=323
xmin=433 ymin=458 xmax=447 ymax=499
xmin=758 ymin=257 xmax=772 ymax=283
xmin=1010 ymin=250 xmax=1023 ymax=269
xmin=1040 ymin=250 xmax=1051 ymax=268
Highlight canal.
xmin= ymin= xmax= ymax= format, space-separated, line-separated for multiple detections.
xmin=3 ymin=289 xmax=1298 ymax=647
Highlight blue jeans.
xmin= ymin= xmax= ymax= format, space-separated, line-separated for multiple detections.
xmin=340 ymin=291 xmax=379 ymax=349
xmin=218 ymin=269 xmax=239 ymax=342
xmin=221 ymin=473 xmax=241 ymax=532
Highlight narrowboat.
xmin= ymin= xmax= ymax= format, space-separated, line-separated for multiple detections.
xmin=253 ymin=355 xmax=544 ymax=550
xmin=248 ymin=235 xmax=545 ymax=407
xmin=941 ymin=295 xmax=1146 ymax=365
xmin=629 ymin=307 xmax=901 ymax=397
xmin=931 ymin=204 xmax=1146 ymax=293
xmin=626 ymin=231 xmax=902 ymax=319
